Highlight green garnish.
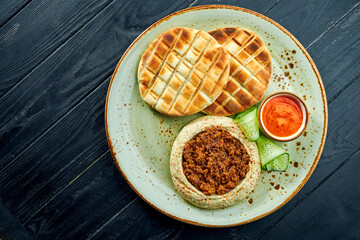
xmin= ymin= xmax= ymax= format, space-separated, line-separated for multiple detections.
xmin=233 ymin=106 xmax=259 ymax=141
xmin=256 ymin=135 xmax=289 ymax=171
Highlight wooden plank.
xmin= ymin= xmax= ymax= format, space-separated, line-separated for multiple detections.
xmin=265 ymin=0 xmax=359 ymax=47
xmin=0 ymin=78 xmax=110 ymax=223
xmin=0 ymin=0 xmax=193 ymax=171
xmin=288 ymin=2 xmax=360 ymax=193
xmin=307 ymin=2 xmax=360 ymax=100
xmin=0 ymin=200 xmax=32 ymax=240
xmin=22 ymin=151 xmax=138 ymax=239
xmin=0 ymin=0 xmax=115 ymax=96
xmin=193 ymin=0 xmax=280 ymax=13
xmin=259 ymin=150 xmax=360 ymax=239
xmin=1 ymin=0 xmax=358 ymax=238
xmin=0 ymin=0 xmax=30 ymax=28
xmin=87 ymin=198 xmax=184 ymax=240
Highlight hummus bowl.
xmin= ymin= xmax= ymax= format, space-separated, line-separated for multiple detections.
xmin=170 ymin=116 xmax=261 ymax=209
xmin=105 ymin=5 xmax=327 ymax=226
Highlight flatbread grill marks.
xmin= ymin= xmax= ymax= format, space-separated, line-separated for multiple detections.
xmin=138 ymin=27 xmax=230 ymax=116
xmin=204 ymin=27 xmax=272 ymax=116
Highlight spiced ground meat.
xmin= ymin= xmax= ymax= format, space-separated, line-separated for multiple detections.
xmin=182 ymin=127 xmax=251 ymax=196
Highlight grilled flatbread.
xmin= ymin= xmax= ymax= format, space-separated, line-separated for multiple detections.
xmin=203 ymin=28 xmax=272 ymax=116
xmin=138 ymin=27 xmax=230 ymax=116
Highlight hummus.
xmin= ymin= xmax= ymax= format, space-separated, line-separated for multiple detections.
xmin=170 ymin=116 xmax=261 ymax=209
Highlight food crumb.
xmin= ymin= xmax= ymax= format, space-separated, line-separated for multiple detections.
xmin=274 ymin=184 xmax=280 ymax=190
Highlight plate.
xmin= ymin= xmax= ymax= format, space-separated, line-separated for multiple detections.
xmin=105 ymin=5 xmax=328 ymax=227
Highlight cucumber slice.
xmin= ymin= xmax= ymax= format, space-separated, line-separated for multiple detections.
xmin=233 ymin=106 xmax=259 ymax=141
xmin=256 ymin=135 xmax=286 ymax=167
xmin=266 ymin=153 xmax=289 ymax=171
xmin=234 ymin=105 xmax=258 ymax=119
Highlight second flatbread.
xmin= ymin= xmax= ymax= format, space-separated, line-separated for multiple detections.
xmin=203 ymin=27 xmax=272 ymax=116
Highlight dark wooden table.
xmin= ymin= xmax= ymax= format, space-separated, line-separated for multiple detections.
xmin=1 ymin=0 xmax=359 ymax=239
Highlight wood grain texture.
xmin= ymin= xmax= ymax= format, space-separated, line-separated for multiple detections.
xmin=0 ymin=0 xmax=114 ymax=96
xmin=192 ymin=0 xmax=280 ymax=13
xmin=308 ymin=2 xmax=360 ymax=100
xmin=280 ymin=2 xmax=360 ymax=197
xmin=0 ymin=0 xmax=193 ymax=174
xmin=24 ymin=151 xmax=138 ymax=240
xmin=0 ymin=0 xmax=30 ymax=28
xmin=1 ymin=0 xmax=360 ymax=239
xmin=88 ymin=198 xmax=184 ymax=240
xmin=0 ymin=200 xmax=32 ymax=240
xmin=265 ymin=0 xmax=359 ymax=47
xmin=0 ymin=78 xmax=109 ymax=223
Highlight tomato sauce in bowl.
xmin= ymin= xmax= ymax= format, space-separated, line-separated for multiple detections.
xmin=258 ymin=92 xmax=308 ymax=142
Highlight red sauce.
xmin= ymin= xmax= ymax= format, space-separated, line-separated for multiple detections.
xmin=262 ymin=95 xmax=303 ymax=137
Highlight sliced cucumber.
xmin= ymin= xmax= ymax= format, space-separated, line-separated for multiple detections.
xmin=256 ymin=135 xmax=286 ymax=167
xmin=234 ymin=105 xmax=258 ymax=119
xmin=266 ymin=153 xmax=289 ymax=171
xmin=233 ymin=106 xmax=259 ymax=141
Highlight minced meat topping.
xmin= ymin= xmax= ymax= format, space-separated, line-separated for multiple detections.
xmin=182 ymin=127 xmax=250 ymax=196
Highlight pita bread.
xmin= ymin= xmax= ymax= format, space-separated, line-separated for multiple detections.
xmin=138 ymin=27 xmax=230 ymax=116
xmin=203 ymin=28 xmax=272 ymax=116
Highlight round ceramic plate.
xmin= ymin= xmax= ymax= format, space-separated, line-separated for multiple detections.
xmin=105 ymin=5 xmax=328 ymax=227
